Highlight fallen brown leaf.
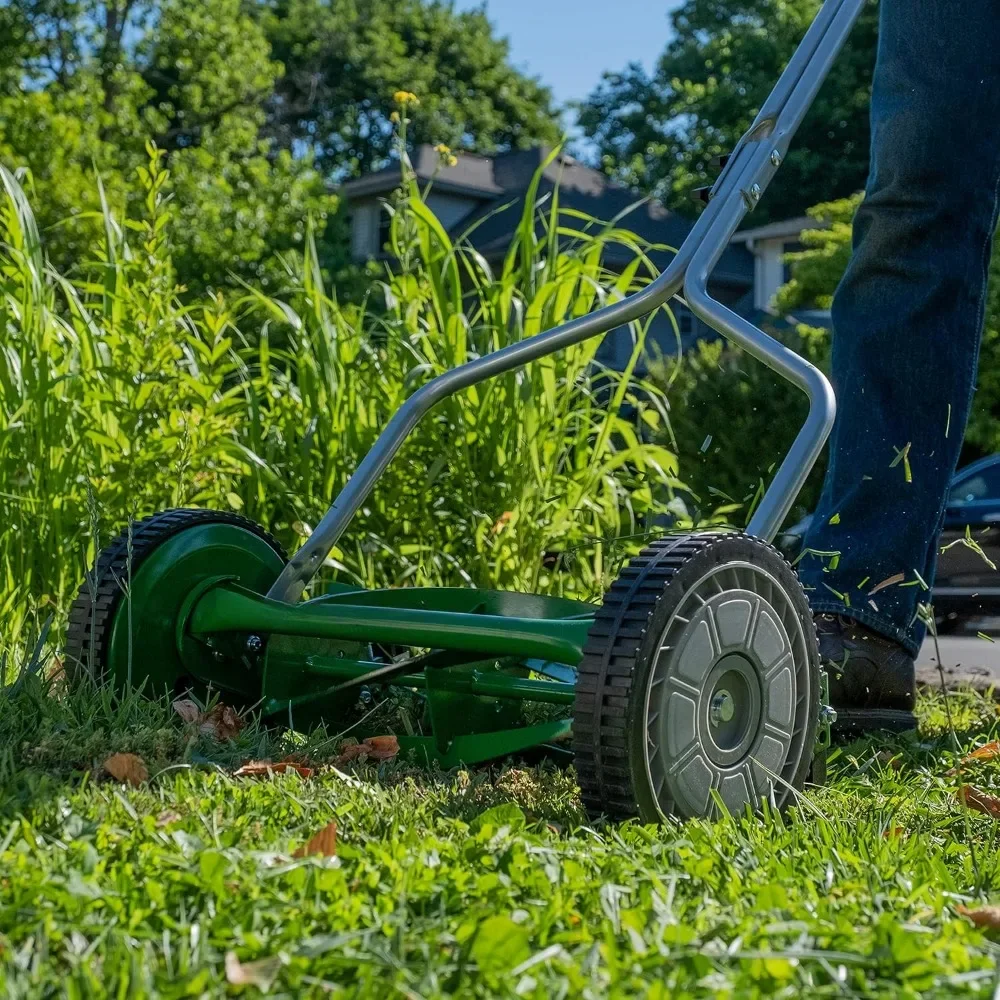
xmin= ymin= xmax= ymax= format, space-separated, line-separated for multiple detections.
xmin=948 ymin=741 xmax=1000 ymax=775
xmin=333 ymin=735 xmax=400 ymax=767
xmin=156 ymin=809 xmax=181 ymax=827
xmin=958 ymin=785 xmax=1000 ymax=818
xmin=171 ymin=698 xmax=202 ymax=725
xmin=882 ymin=826 xmax=907 ymax=839
xmin=365 ymin=735 xmax=400 ymax=759
xmin=103 ymin=752 xmax=148 ymax=786
xmin=293 ymin=821 xmax=337 ymax=859
xmin=234 ymin=757 xmax=314 ymax=780
xmin=957 ymin=904 xmax=1000 ymax=929
xmin=200 ymin=703 xmax=244 ymax=741
xmin=172 ymin=698 xmax=244 ymax=741
xmin=224 ymin=951 xmax=282 ymax=989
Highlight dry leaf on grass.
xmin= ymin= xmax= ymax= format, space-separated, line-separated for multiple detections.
xmin=234 ymin=757 xmax=315 ymax=780
xmin=224 ymin=951 xmax=282 ymax=989
xmin=958 ymin=785 xmax=1000 ymax=818
xmin=333 ymin=735 xmax=400 ymax=766
xmin=172 ymin=698 xmax=244 ymax=741
xmin=200 ymin=703 xmax=244 ymax=741
xmin=171 ymin=698 xmax=202 ymax=725
xmin=103 ymin=753 xmax=148 ymax=786
xmin=293 ymin=821 xmax=337 ymax=859
xmin=957 ymin=904 xmax=1000 ymax=929
xmin=156 ymin=809 xmax=181 ymax=827
xmin=948 ymin=741 xmax=1000 ymax=775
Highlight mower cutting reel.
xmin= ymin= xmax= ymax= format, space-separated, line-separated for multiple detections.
xmin=66 ymin=0 xmax=863 ymax=822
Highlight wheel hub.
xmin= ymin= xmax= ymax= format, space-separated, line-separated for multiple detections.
xmin=703 ymin=654 xmax=762 ymax=767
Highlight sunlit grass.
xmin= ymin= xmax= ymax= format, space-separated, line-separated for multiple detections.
xmin=2 ymin=676 xmax=1000 ymax=996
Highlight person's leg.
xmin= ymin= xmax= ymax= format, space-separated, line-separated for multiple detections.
xmin=797 ymin=0 xmax=1000 ymax=720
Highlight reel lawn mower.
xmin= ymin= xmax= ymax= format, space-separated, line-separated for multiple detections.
xmin=66 ymin=0 xmax=864 ymax=822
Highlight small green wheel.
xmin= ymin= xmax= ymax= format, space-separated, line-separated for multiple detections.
xmin=65 ymin=509 xmax=286 ymax=698
xmin=574 ymin=532 xmax=820 ymax=822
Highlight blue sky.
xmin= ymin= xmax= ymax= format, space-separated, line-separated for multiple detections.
xmin=454 ymin=0 xmax=683 ymax=107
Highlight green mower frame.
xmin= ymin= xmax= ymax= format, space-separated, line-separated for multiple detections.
xmin=67 ymin=0 xmax=862 ymax=822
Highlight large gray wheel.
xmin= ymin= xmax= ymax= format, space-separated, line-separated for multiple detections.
xmin=574 ymin=532 xmax=820 ymax=822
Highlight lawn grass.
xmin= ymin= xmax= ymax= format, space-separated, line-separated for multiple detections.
xmin=3 ymin=680 xmax=1000 ymax=998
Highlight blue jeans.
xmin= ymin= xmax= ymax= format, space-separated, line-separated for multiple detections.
xmin=797 ymin=0 xmax=1000 ymax=656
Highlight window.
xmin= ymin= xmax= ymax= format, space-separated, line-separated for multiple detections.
xmin=950 ymin=462 xmax=1000 ymax=503
xmin=350 ymin=202 xmax=378 ymax=261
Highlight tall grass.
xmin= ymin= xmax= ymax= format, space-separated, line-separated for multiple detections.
xmin=0 ymin=142 xmax=678 ymax=666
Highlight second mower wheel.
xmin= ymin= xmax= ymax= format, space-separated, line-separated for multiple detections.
xmin=573 ymin=532 xmax=821 ymax=822
xmin=65 ymin=508 xmax=286 ymax=699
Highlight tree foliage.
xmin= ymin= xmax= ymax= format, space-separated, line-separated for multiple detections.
xmin=579 ymin=0 xmax=878 ymax=220
xmin=258 ymin=0 xmax=562 ymax=178
xmin=0 ymin=0 xmax=560 ymax=292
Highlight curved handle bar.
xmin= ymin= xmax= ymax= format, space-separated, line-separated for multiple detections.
xmin=268 ymin=0 xmax=865 ymax=604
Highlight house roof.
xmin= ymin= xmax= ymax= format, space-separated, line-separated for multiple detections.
xmin=732 ymin=216 xmax=824 ymax=244
xmin=341 ymin=146 xmax=504 ymax=199
xmin=341 ymin=145 xmax=758 ymax=287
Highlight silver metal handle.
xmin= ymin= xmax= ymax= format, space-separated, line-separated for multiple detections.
xmin=267 ymin=0 xmax=864 ymax=604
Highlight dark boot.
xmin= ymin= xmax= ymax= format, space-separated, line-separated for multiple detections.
xmin=815 ymin=614 xmax=917 ymax=735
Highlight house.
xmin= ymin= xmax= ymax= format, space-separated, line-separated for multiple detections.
xmin=342 ymin=145 xmax=828 ymax=370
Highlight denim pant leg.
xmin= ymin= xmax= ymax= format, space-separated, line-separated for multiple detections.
xmin=798 ymin=0 xmax=1000 ymax=656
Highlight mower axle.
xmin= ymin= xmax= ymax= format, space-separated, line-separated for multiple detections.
xmin=189 ymin=582 xmax=591 ymax=664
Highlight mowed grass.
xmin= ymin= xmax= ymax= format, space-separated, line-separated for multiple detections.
xmin=3 ymin=681 xmax=1000 ymax=998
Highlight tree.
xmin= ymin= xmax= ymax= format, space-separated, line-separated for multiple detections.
xmin=0 ymin=0 xmax=335 ymax=292
xmin=0 ymin=0 xmax=560 ymax=292
xmin=257 ymin=0 xmax=563 ymax=178
xmin=579 ymin=0 xmax=878 ymax=221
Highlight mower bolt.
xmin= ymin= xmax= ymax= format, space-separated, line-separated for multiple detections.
xmin=770 ymin=149 xmax=782 ymax=166
xmin=213 ymin=650 xmax=225 ymax=663
xmin=742 ymin=184 xmax=762 ymax=210
xmin=245 ymin=634 xmax=263 ymax=654
xmin=819 ymin=704 xmax=838 ymax=725
xmin=359 ymin=686 xmax=373 ymax=706
xmin=710 ymin=690 xmax=736 ymax=725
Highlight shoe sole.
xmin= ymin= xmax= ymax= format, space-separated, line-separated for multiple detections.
xmin=832 ymin=707 xmax=917 ymax=736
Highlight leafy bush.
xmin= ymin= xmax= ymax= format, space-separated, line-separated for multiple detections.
xmin=0 ymin=142 xmax=677 ymax=665
xmin=653 ymin=320 xmax=829 ymax=527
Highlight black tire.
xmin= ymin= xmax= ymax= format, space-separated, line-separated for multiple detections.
xmin=65 ymin=508 xmax=286 ymax=685
xmin=573 ymin=532 xmax=820 ymax=822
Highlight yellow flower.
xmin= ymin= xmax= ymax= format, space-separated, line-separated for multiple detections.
xmin=393 ymin=90 xmax=419 ymax=107
xmin=389 ymin=110 xmax=401 ymax=124
xmin=434 ymin=143 xmax=459 ymax=168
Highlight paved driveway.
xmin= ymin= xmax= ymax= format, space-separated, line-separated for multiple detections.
xmin=917 ymin=619 xmax=1000 ymax=691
